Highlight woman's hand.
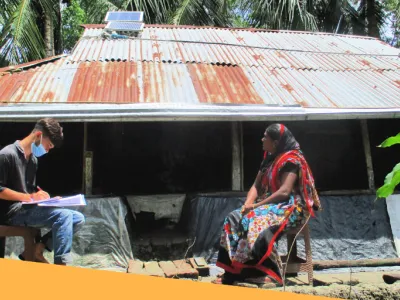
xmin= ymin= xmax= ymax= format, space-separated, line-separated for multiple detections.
xmin=241 ymin=203 xmax=255 ymax=215
xmin=255 ymin=172 xmax=298 ymax=206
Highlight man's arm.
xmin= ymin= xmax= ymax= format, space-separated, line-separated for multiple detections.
xmin=0 ymin=154 xmax=48 ymax=202
xmin=0 ymin=188 xmax=32 ymax=202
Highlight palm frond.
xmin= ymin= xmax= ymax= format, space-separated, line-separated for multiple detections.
xmin=171 ymin=0 xmax=232 ymax=26
xmin=0 ymin=0 xmax=46 ymax=65
xmin=80 ymin=0 xmax=119 ymax=24
xmin=131 ymin=0 xmax=172 ymax=24
xmin=241 ymin=0 xmax=319 ymax=31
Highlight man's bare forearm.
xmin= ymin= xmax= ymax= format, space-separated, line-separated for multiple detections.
xmin=0 ymin=188 xmax=31 ymax=202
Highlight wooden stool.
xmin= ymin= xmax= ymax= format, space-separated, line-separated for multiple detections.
xmin=0 ymin=225 xmax=40 ymax=262
xmin=281 ymin=223 xmax=313 ymax=286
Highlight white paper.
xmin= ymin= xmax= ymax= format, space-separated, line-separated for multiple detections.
xmin=22 ymin=194 xmax=86 ymax=207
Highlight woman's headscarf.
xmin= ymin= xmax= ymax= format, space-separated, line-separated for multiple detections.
xmin=260 ymin=124 xmax=300 ymax=172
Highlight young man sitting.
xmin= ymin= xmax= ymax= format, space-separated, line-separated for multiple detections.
xmin=0 ymin=118 xmax=85 ymax=265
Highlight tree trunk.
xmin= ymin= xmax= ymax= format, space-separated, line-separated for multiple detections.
xmin=366 ymin=0 xmax=379 ymax=38
xmin=44 ymin=13 xmax=55 ymax=57
xmin=53 ymin=3 xmax=63 ymax=55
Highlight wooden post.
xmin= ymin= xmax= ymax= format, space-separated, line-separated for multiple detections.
xmin=84 ymin=151 xmax=93 ymax=195
xmin=0 ymin=237 xmax=5 ymax=258
xmin=82 ymin=122 xmax=88 ymax=193
xmin=232 ymin=122 xmax=244 ymax=191
xmin=360 ymin=119 xmax=375 ymax=191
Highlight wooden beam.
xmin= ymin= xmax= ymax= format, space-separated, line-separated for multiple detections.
xmin=231 ymin=122 xmax=243 ymax=191
xmin=360 ymin=119 xmax=375 ymax=191
xmin=313 ymin=258 xmax=400 ymax=270
xmin=319 ymin=189 xmax=373 ymax=196
xmin=196 ymin=189 xmax=387 ymax=197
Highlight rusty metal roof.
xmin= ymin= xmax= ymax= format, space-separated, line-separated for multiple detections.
xmin=1 ymin=24 xmax=400 ymax=121
xmin=1 ymin=58 xmax=399 ymax=109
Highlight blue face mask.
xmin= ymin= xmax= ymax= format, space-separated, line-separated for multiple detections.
xmin=31 ymin=135 xmax=47 ymax=157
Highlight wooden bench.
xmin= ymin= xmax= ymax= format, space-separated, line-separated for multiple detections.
xmin=0 ymin=225 xmax=40 ymax=262
xmin=281 ymin=223 xmax=313 ymax=286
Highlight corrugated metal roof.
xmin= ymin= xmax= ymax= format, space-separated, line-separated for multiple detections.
xmin=1 ymin=24 xmax=400 ymax=121
xmin=81 ymin=25 xmax=400 ymax=55
xmin=70 ymin=38 xmax=400 ymax=71
xmin=72 ymin=25 xmax=400 ymax=72
xmin=1 ymin=58 xmax=400 ymax=109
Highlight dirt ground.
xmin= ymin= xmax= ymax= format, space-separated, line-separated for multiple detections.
xmin=198 ymin=271 xmax=400 ymax=299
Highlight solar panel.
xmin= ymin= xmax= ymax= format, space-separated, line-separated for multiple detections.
xmin=105 ymin=11 xmax=144 ymax=22
xmin=105 ymin=22 xmax=144 ymax=31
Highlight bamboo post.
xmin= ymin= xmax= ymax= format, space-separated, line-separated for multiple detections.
xmin=82 ymin=122 xmax=87 ymax=193
xmin=232 ymin=122 xmax=244 ymax=191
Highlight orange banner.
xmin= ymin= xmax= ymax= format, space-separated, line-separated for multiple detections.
xmin=0 ymin=258 xmax=334 ymax=300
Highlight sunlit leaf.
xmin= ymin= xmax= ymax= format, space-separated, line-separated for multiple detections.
xmin=377 ymin=133 xmax=400 ymax=148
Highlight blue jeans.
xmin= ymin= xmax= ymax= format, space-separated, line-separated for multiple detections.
xmin=8 ymin=206 xmax=85 ymax=264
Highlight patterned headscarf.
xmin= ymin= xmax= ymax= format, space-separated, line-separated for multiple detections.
xmin=260 ymin=124 xmax=300 ymax=172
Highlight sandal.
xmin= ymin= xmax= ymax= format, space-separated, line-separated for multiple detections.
xmin=212 ymin=273 xmax=239 ymax=285
xmin=212 ymin=277 xmax=224 ymax=284
xmin=383 ymin=274 xmax=400 ymax=285
xmin=244 ymin=276 xmax=280 ymax=288
xmin=245 ymin=276 xmax=274 ymax=284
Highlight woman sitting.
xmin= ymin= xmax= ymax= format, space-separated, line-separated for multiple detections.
xmin=213 ymin=124 xmax=321 ymax=286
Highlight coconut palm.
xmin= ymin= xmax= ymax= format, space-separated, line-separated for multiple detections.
xmin=385 ymin=0 xmax=400 ymax=47
xmin=0 ymin=0 xmax=233 ymax=66
xmin=79 ymin=0 xmax=233 ymax=26
xmin=0 ymin=0 xmax=64 ymax=66
xmin=240 ymin=0 xmax=385 ymax=36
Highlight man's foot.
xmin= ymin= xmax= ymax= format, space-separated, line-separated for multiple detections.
xmin=19 ymin=243 xmax=49 ymax=264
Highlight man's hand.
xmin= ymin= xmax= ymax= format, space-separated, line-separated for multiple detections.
xmin=31 ymin=190 xmax=50 ymax=201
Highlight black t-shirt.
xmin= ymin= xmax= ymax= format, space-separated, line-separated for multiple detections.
xmin=0 ymin=141 xmax=38 ymax=224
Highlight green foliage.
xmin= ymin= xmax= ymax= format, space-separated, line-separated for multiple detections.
xmin=62 ymin=0 xmax=87 ymax=52
xmin=240 ymin=0 xmax=319 ymax=31
xmin=0 ymin=0 xmax=57 ymax=66
xmin=377 ymin=163 xmax=400 ymax=198
xmin=2 ymin=0 xmax=399 ymax=67
xmin=376 ymin=133 xmax=400 ymax=199
xmin=383 ymin=0 xmax=400 ymax=47
xmin=378 ymin=133 xmax=400 ymax=148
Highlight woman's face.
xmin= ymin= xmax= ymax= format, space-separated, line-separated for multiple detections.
xmin=262 ymin=131 xmax=278 ymax=153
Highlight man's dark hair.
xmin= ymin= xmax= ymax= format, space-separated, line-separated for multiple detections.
xmin=33 ymin=118 xmax=64 ymax=147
